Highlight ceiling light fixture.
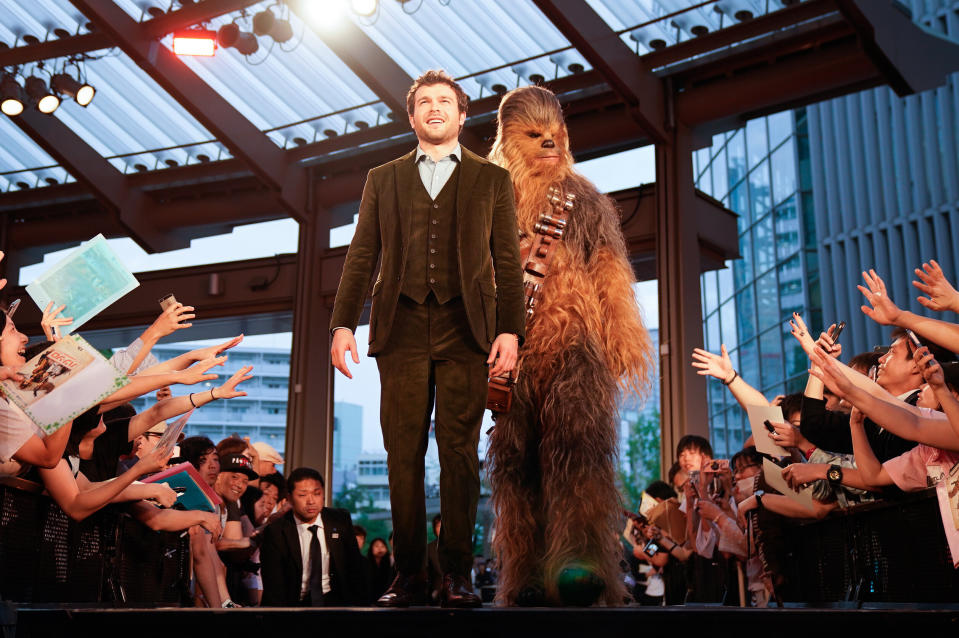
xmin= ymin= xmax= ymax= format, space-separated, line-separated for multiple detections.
xmin=51 ymin=73 xmax=95 ymax=106
xmin=25 ymin=76 xmax=59 ymax=114
xmin=0 ymin=74 xmax=24 ymax=116
xmin=351 ymin=0 xmax=378 ymax=16
xmin=172 ymin=29 xmax=218 ymax=56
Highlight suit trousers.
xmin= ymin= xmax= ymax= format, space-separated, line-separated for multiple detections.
xmin=376 ymin=292 xmax=488 ymax=578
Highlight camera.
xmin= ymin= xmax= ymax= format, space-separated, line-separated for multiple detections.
xmin=643 ymin=539 xmax=661 ymax=557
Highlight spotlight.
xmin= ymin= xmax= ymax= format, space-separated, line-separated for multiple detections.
xmin=252 ymin=9 xmax=275 ymax=36
xmin=0 ymin=74 xmax=24 ymax=117
xmin=25 ymin=76 xmax=59 ymax=114
xmin=172 ymin=29 xmax=217 ymax=56
xmin=351 ymin=0 xmax=378 ymax=16
xmin=269 ymin=18 xmax=293 ymax=43
xmin=234 ymin=31 xmax=259 ymax=55
xmin=217 ymin=22 xmax=240 ymax=48
xmin=51 ymin=73 xmax=95 ymax=107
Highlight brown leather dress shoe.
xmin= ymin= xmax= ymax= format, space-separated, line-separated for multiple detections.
xmin=440 ymin=573 xmax=482 ymax=608
xmin=376 ymin=573 xmax=427 ymax=607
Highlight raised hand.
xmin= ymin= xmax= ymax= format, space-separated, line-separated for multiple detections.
xmin=913 ymin=345 xmax=944 ymax=389
xmin=808 ymin=348 xmax=855 ymax=398
xmin=913 ymin=260 xmax=959 ymax=312
xmin=189 ymin=335 xmax=243 ymax=362
xmin=216 ymin=365 xmax=254 ymax=399
xmin=691 ymin=345 xmax=734 ymax=382
xmin=41 ymin=302 xmax=73 ymax=341
xmin=151 ymin=302 xmax=196 ymax=339
xmin=858 ymin=269 xmax=902 ymax=326
xmin=789 ymin=313 xmax=840 ymax=359
xmin=178 ymin=356 xmax=226 ymax=386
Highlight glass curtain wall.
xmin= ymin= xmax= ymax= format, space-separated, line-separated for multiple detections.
xmin=695 ymin=110 xmax=820 ymax=458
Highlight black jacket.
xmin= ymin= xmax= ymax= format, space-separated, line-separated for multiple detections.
xmin=260 ymin=508 xmax=368 ymax=606
xmin=799 ymin=393 xmax=919 ymax=463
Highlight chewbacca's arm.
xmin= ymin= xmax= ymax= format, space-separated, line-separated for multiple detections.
xmin=588 ymin=245 xmax=653 ymax=394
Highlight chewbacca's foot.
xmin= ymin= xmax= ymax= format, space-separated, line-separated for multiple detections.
xmin=515 ymin=585 xmax=547 ymax=607
xmin=556 ymin=562 xmax=605 ymax=607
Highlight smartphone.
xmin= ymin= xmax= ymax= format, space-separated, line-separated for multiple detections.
xmin=829 ymin=321 xmax=846 ymax=341
xmin=158 ymin=293 xmax=178 ymax=311
xmin=643 ymin=539 xmax=661 ymax=557
xmin=905 ymin=329 xmax=923 ymax=352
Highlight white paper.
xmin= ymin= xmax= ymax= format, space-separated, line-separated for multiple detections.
xmin=26 ymin=234 xmax=139 ymax=334
xmin=762 ymin=458 xmax=816 ymax=513
xmin=746 ymin=404 xmax=790 ymax=456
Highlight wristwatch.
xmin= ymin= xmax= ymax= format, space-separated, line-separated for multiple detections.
xmin=754 ymin=490 xmax=764 ymax=509
xmin=827 ymin=464 xmax=843 ymax=484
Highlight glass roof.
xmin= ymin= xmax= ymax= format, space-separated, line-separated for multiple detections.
xmin=0 ymin=0 xmax=799 ymax=192
xmin=346 ymin=0 xmax=588 ymax=99
xmin=587 ymin=0 xmax=795 ymax=57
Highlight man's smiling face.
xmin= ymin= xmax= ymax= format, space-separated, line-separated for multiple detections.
xmin=409 ymin=83 xmax=465 ymax=147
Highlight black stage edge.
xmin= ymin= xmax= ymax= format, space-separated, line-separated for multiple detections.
xmin=9 ymin=605 xmax=959 ymax=637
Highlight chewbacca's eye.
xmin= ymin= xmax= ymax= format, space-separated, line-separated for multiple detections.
xmin=526 ymin=132 xmax=541 ymax=139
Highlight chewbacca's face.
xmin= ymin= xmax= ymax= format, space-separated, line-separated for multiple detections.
xmin=508 ymin=116 xmax=567 ymax=173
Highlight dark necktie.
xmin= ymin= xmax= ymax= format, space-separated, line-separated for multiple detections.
xmin=308 ymin=524 xmax=324 ymax=606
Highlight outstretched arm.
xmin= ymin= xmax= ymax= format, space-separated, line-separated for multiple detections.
xmin=810 ymin=348 xmax=959 ymax=450
xmin=859 ymin=268 xmax=959 ymax=353
xmin=691 ymin=345 xmax=769 ymax=409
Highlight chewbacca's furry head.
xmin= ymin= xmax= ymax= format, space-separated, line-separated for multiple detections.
xmin=489 ymin=86 xmax=574 ymax=184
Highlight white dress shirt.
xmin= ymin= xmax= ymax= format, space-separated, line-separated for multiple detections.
xmin=296 ymin=512 xmax=331 ymax=598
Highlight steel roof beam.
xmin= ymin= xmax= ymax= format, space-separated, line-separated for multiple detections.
xmin=0 ymin=0 xmax=260 ymax=67
xmin=532 ymin=0 xmax=667 ymax=144
xmin=69 ymin=0 xmax=309 ymax=222
xmin=12 ymin=107 xmax=187 ymax=252
xmin=835 ymin=0 xmax=959 ymax=96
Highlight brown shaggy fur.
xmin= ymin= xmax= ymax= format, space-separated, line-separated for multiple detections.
xmin=487 ymin=86 xmax=653 ymax=606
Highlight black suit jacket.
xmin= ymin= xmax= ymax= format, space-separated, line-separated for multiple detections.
xmin=260 ymin=508 xmax=368 ymax=606
xmin=329 ymin=147 xmax=526 ymax=355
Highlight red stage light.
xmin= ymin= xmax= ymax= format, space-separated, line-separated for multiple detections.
xmin=172 ymin=29 xmax=217 ymax=56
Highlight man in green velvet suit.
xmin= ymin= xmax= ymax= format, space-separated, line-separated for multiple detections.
xmin=330 ymin=70 xmax=525 ymax=608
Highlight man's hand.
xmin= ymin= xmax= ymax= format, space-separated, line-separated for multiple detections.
xmin=691 ymin=345 xmax=734 ymax=382
xmin=913 ymin=259 xmax=959 ymax=312
xmin=781 ymin=463 xmax=827 ymax=491
xmin=487 ymin=333 xmax=518 ymax=378
xmin=858 ymin=269 xmax=902 ymax=326
xmin=913 ymin=345 xmax=945 ymax=389
xmin=198 ymin=512 xmax=223 ymax=538
xmin=331 ymin=329 xmax=359 ymax=379
xmin=808 ymin=348 xmax=854 ymax=398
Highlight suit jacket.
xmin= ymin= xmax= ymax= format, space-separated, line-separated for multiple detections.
xmin=260 ymin=508 xmax=368 ymax=606
xmin=330 ymin=146 xmax=526 ymax=355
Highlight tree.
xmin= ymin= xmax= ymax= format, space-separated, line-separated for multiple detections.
xmin=617 ymin=409 xmax=661 ymax=512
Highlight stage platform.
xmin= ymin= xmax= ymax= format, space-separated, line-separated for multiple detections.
xmin=7 ymin=604 xmax=959 ymax=637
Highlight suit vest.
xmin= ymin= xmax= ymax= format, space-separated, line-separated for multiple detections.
xmin=401 ymin=164 xmax=461 ymax=304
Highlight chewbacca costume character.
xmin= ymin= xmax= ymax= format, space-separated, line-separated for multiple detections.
xmin=486 ymin=86 xmax=653 ymax=606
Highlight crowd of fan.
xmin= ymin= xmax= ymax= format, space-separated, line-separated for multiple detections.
xmin=4 ymin=253 xmax=957 ymax=608
xmin=624 ymin=259 xmax=959 ymax=606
